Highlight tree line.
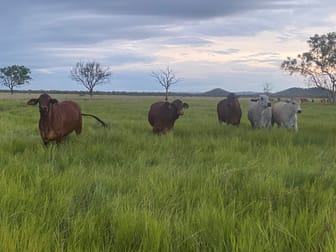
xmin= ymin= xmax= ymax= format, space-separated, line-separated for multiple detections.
xmin=0 ymin=62 xmax=180 ymax=100
xmin=1 ymin=32 xmax=336 ymax=102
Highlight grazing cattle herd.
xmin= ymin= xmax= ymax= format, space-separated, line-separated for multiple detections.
xmin=147 ymin=93 xmax=302 ymax=134
xmin=24 ymin=93 xmax=303 ymax=144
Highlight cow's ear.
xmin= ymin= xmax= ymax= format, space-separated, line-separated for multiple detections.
xmin=183 ymin=103 xmax=189 ymax=109
xmin=27 ymin=98 xmax=39 ymax=105
xmin=51 ymin=99 xmax=58 ymax=104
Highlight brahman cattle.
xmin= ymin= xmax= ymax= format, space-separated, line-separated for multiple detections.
xmin=27 ymin=93 xmax=106 ymax=145
xmin=217 ymin=93 xmax=242 ymax=126
xmin=247 ymin=94 xmax=272 ymax=129
xmin=272 ymin=97 xmax=302 ymax=131
xmin=148 ymin=99 xmax=189 ymax=134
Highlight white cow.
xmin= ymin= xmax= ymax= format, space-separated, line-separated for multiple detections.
xmin=248 ymin=94 xmax=272 ymax=129
xmin=272 ymin=97 xmax=302 ymax=131
xmin=261 ymin=106 xmax=272 ymax=128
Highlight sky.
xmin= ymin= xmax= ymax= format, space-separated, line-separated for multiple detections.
xmin=1 ymin=0 xmax=336 ymax=93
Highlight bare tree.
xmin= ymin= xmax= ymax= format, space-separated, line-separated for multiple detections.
xmin=70 ymin=61 xmax=112 ymax=97
xmin=263 ymin=82 xmax=272 ymax=95
xmin=151 ymin=66 xmax=182 ymax=101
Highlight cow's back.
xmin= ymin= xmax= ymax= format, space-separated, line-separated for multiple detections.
xmin=148 ymin=102 xmax=164 ymax=126
xmin=272 ymin=101 xmax=299 ymax=129
xmin=148 ymin=101 xmax=176 ymax=132
xmin=248 ymin=102 xmax=261 ymax=128
xmin=217 ymin=99 xmax=241 ymax=125
xmin=217 ymin=99 xmax=229 ymax=121
xmin=272 ymin=102 xmax=287 ymax=126
xmin=52 ymin=101 xmax=82 ymax=135
xmin=148 ymin=102 xmax=172 ymax=124
xmin=261 ymin=106 xmax=272 ymax=128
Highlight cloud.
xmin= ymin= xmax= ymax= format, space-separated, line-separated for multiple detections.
xmin=23 ymin=0 xmax=307 ymax=19
xmin=212 ymin=49 xmax=240 ymax=55
xmin=1 ymin=0 xmax=336 ymax=92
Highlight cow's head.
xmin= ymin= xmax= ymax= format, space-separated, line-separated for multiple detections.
xmin=251 ymin=94 xmax=271 ymax=108
xmin=227 ymin=93 xmax=239 ymax=107
xmin=171 ymin=99 xmax=189 ymax=116
xmin=288 ymin=97 xmax=302 ymax=114
xmin=27 ymin=93 xmax=58 ymax=114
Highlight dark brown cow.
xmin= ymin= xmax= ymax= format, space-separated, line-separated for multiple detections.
xmin=217 ymin=93 xmax=242 ymax=126
xmin=148 ymin=99 xmax=189 ymax=134
xmin=27 ymin=93 xmax=106 ymax=145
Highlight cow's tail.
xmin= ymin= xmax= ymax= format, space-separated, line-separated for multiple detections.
xmin=81 ymin=113 xmax=108 ymax=127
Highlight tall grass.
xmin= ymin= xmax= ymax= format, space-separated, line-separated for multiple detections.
xmin=0 ymin=94 xmax=336 ymax=251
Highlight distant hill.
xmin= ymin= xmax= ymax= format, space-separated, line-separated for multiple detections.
xmin=273 ymin=87 xmax=329 ymax=97
xmin=201 ymin=87 xmax=329 ymax=98
xmin=202 ymin=88 xmax=231 ymax=97
xmin=0 ymin=86 xmax=330 ymax=98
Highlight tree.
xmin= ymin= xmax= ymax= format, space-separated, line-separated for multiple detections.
xmin=263 ymin=82 xmax=272 ymax=95
xmin=281 ymin=32 xmax=336 ymax=103
xmin=70 ymin=61 xmax=112 ymax=97
xmin=0 ymin=65 xmax=32 ymax=94
xmin=151 ymin=66 xmax=182 ymax=101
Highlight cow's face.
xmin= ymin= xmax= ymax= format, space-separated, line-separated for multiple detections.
xmin=172 ymin=99 xmax=189 ymax=116
xmin=258 ymin=95 xmax=271 ymax=108
xmin=289 ymin=98 xmax=302 ymax=113
xmin=27 ymin=93 xmax=58 ymax=114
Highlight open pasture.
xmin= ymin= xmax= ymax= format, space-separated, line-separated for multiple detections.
xmin=0 ymin=93 xmax=336 ymax=251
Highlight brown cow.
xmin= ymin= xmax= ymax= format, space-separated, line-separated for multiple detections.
xmin=27 ymin=93 xmax=106 ymax=145
xmin=217 ymin=93 xmax=242 ymax=126
xmin=148 ymin=99 xmax=189 ymax=134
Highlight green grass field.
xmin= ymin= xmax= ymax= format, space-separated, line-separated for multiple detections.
xmin=0 ymin=93 xmax=336 ymax=251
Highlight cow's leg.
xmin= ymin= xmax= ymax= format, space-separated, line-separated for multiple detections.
xmin=76 ymin=118 xmax=82 ymax=135
xmin=163 ymin=127 xmax=171 ymax=134
xmin=152 ymin=127 xmax=161 ymax=134
xmin=55 ymin=134 xmax=63 ymax=144
xmin=75 ymin=125 xmax=82 ymax=135
xmin=294 ymin=115 xmax=298 ymax=132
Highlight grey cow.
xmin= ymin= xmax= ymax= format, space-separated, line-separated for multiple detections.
xmin=272 ymin=97 xmax=302 ymax=131
xmin=248 ymin=94 xmax=272 ymax=128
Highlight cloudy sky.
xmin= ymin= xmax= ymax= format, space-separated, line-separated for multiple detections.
xmin=1 ymin=0 xmax=336 ymax=93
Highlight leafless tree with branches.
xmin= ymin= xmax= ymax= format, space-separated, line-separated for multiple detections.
xmin=263 ymin=82 xmax=272 ymax=95
xmin=151 ymin=66 xmax=182 ymax=101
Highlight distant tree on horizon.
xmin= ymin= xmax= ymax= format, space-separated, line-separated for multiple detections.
xmin=281 ymin=32 xmax=336 ymax=103
xmin=70 ymin=61 xmax=112 ymax=98
xmin=151 ymin=66 xmax=182 ymax=101
xmin=0 ymin=65 xmax=32 ymax=94
xmin=263 ymin=82 xmax=272 ymax=95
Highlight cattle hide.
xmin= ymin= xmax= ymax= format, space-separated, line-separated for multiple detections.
xmin=148 ymin=99 xmax=189 ymax=134
xmin=28 ymin=93 xmax=106 ymax=145
xmin=217 ymin=93 xmax=242 ymax=126
xmin=272 ymin=97 xmax=302 ymax=131
xmin=248 ymin=94 xmax=272 ymax=129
